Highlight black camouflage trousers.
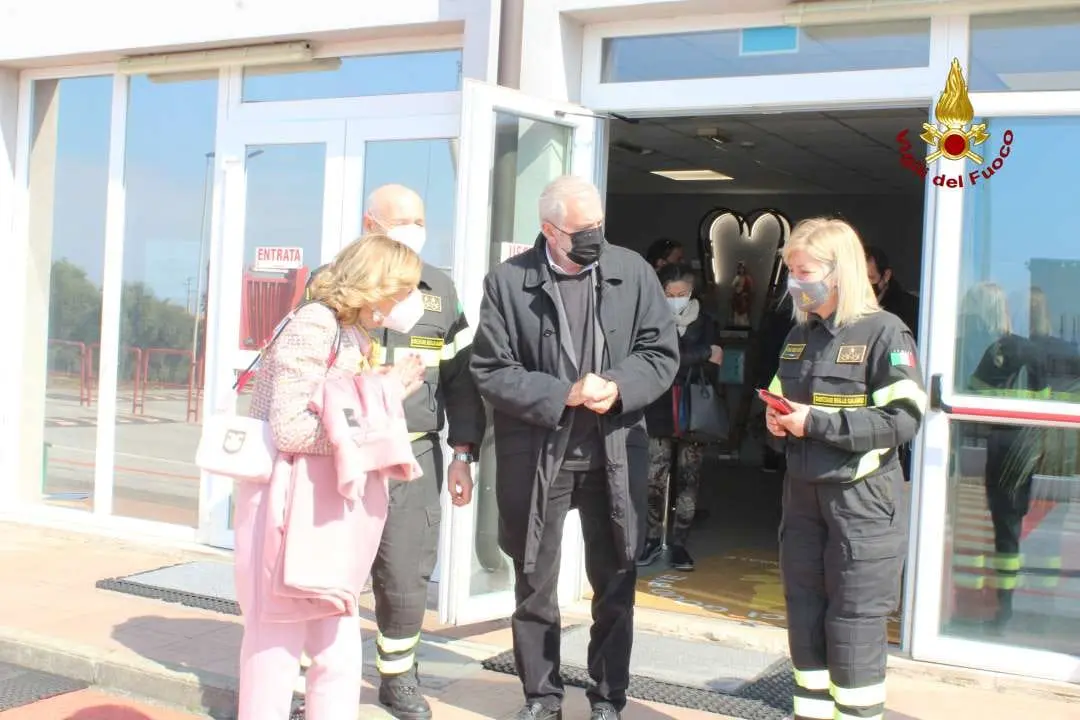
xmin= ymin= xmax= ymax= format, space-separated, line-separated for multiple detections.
xmin=646 ymin=438 xmax=705 ymax=544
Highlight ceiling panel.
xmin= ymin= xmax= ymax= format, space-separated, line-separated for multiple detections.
xmin=608 ymin=108 xmax=929 ymax=195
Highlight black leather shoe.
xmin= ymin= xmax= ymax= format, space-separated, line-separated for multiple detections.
xmin=378 ymin=667 xmax=432 ymax=720
xmin=513 ymin=701 xmax=563 ymax=720
xmin=590 ymin=701 xmax=621 ymax=719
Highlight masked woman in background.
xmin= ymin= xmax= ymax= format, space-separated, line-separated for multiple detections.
xmin=639 ymin=262 xmax=723 ymax=571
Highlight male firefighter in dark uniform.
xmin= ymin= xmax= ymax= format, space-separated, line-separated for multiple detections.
xmin=764 ymin=218 xmax=926 ymax=720
xmin=308 ymin=184 xmax=485 ymax=719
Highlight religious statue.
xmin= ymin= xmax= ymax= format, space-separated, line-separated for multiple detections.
xmin=731 ymin=261 xmax=754 ymax=327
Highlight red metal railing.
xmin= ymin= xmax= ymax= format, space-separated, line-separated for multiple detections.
xmin=47 ymin=339 xmax=90 ymax=406
xmin=239 ymin=268 xmax=309 ymax=350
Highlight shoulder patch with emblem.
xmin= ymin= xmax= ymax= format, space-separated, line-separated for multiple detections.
xmin=889 ymin=349 xmax=916 ymax=367
xmin=422 ymin=293 xmax=442 ymax=313
xmin=780 ymin=343 xmax=805 ymax=360
xmin=836 ymin=345 xmax=868 ymax=364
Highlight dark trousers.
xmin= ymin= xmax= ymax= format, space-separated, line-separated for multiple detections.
xmin=370 ymin=442 xmax=442 ymax=674
xmin=780 ymin=469 xmax=906 ymax=720
xmin=511 ymin=468 xmax=637 ymax=711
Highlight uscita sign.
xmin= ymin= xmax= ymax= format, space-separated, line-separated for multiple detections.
xmin=253 ymin=246 xmax=304 ymax=272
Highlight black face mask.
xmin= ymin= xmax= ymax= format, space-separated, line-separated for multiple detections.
xmin=565 ymin=226 xmax=605 ymax=266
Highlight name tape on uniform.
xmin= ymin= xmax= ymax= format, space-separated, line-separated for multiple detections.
xmin=836 ymin=345 xmax=868 ymax=364
xmin=812 ymin=392 xmax=868 ymax=408
xmin=409 ymin=335 xmax=444 ymax=350
xmin=780 ymin=343 xmax=805 ymax=360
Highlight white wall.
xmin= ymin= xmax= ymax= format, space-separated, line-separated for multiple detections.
xmin=605 ymin=192 xmax=926 ymax=292
xmin=0 ymin=0 xmax=494 ymax=75
xmin=0 ymin=68 xmax=21 ymax=505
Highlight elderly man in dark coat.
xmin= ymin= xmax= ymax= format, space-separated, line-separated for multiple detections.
xmin=470 ymin=175 xmax=679 ymax=720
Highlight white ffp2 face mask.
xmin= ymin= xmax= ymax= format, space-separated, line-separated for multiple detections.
xmin=380 ymin=290 xmax=425 ymax=334
xmin=387 ymin=224 xmax=427 ymax=254
xmin=667 ymin=296 xmax=691 ymax=314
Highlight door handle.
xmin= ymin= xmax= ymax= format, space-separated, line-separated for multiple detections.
xmin=929 ymin=373 xmax=951 ymax=413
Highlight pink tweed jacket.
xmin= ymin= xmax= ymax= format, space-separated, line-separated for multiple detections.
xmin=247 ymin=302 xmax=369 ymax=455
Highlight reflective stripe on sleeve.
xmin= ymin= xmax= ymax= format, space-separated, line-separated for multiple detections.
xmin=441 ymin=324 xmax=475 ymax=361
xmin=871 ymin=378 xmax=927 ymax=414
xmin=768 ymin=374 xmax=783 ymax=395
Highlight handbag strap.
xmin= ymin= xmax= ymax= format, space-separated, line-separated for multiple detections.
xmin=233 ymin=300 xmax=342 ymax=394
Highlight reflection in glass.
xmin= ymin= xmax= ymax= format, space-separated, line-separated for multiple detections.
xmin=241 ymin=51 xmax=463 ymax=103
xmin=941 ymin=420 xmax=1080 ymax=655
xmin=970 ymin=10 xmax=1080 ymax=92
xmin=238 ymin=144 xmax=326 ymax=351
xmin=601 ymin=20 xmax=931 ymax=83
xmin=472 ymin=113 xmax=571 ymax=598
xmin=27 ymin=77 xmax=112 ymax=511
xmin=360 ymin=139 xmax=457 ymax=272
xmin=954 ymin=117 xmax=1080 ymax=400
xmin=114 ymin=75 xmax=218 ymax=526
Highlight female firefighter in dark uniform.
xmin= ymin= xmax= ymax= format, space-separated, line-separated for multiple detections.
xmin=764 ymin=218 xmax=926 ymax=720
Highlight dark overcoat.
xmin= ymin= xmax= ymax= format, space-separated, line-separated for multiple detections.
xmin=469 ymin=235 xmax=679 ymax=573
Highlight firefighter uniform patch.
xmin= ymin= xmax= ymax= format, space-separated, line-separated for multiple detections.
xmin=422 ymin=293 xmax=442 ymax=313
xmin=836 ymin=345 xmax=868 ymax=364
xmin=780 ymin=343 xmax=806 ymax=360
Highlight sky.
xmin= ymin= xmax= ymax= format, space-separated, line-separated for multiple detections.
xmin=37 ymin=42 xmax=1080 ymax=353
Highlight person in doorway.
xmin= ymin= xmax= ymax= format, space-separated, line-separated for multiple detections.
xmin=865 ymin=245 xmax=919 ymax=338
xmin=764 ymin=218 xmax=926 ymax=720
xmin=470 ymin=175 xmax=678 ymax=720
xmin=236 ymin=235 xmax=427 ymax=720
xmin=756 ymin=266 xmax=794 ymax=474
xmin=639 ymin=262 xmax=723 ymax=571
xmin=309 ymin=184 xmax=486 ymax=720
xmin=644 ymin=237 xmax=684 ymax=270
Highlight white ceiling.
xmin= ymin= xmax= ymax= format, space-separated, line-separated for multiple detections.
xmin=607 ymin=107 xmax=930 ymax=196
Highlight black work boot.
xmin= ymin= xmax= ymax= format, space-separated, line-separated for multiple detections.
xmin=378 ymin=666 xmax=432 ymax=720
xmin=513 ymin=701 xmax=563 ymax=720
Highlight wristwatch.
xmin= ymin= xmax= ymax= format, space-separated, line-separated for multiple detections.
xmin=453 ymin=451 xmax=476 ymax=464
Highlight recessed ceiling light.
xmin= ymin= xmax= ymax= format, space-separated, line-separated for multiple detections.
xmin=651 ymin=169 xmax=733 ymax=181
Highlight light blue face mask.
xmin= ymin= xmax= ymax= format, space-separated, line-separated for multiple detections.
xmin=787 ymin=275 xmax=832 ymax=312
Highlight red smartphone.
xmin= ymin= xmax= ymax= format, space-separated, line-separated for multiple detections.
xmin=757 ymin=388 xmax=794 ymax=415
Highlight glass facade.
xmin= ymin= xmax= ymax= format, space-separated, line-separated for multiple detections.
xmin=601 ymin=20 xmax=931 ymax=84
xmin=969 ymin=10 xmax=1080 ymax=92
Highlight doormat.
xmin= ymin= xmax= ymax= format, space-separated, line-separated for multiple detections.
xmin=0 ymin=661 xmax=89 ymax=711
xmin=481 ymin=625 xmax=794 ymax=718
xmin=97 ymin=560 xmax=241 ymax=615
xmin=97 ymin=560 xmax=377 ymax=616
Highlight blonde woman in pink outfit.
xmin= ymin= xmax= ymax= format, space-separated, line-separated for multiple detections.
xmin=236 ymin=234 xmax=426 ymax=720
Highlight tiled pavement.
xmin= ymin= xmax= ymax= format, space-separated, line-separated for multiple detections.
xmin=0 ymin=521 xmax=1078 ymax=719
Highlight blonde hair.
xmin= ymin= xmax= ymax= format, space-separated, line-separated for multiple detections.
xmin=783 ymin=217 xmax=879 ymax=326
xmin=960 ymin=281 xmax=1010 ymax=336
xmin=308 ymin=234 xmax=422 ymax=326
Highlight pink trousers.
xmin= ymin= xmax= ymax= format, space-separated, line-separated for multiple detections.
xmin=234 ymin=481 xmax=363 ymax=720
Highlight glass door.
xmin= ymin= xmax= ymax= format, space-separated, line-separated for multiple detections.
xmin=910 ymin=102 xmax=1080 ymax=682
xmin=438 ymin=79 xmax=607 ymax=625
xmin=201 ymin=121 xmax=347 ymax=548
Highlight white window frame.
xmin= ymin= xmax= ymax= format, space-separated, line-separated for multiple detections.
xmin=579 ymin=13 xmax=959 ymax=116
xmin=908 ymin=86 xmax=1080 ymax=682
xmin=3 ymin=33 xmax=469 ymax=544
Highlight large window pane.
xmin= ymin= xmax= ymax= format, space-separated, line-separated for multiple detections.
xmin=601 ymin=20 xmax=931 ymax=84
xmin=241 ymin=51 xmax=462 ymax=102
xmin=472 ymin=114 xmax=570 ymax=598
xmin=954 ymin=117 xmax=1080 ymax=401
xmin=238 ymin=144 xmax=326 ymax=351
xmin=360 ymin=138 xmax=458 ymax=273
xmin=941 ymin=421 xmax=1080 ymax=656
xmin=115 ymin=75 xmax=218 ymax=526
xmin=25 ymin=77 xmax=112 ymax=511
xmin=970 ymin=10 xmax=1080 ymax=92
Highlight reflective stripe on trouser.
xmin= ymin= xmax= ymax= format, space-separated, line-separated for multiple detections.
xmin=376 ymin=631 xmax=420 ymax=675
xmin=370 ymin=442 xmax=442 ymax=673
xmin=781 ymin=472 xmax=903 ymax=720
xmin=791 ymin=668 xmax=832 ymax=719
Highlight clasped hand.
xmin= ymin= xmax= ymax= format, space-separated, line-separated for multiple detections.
xmin=567 ymin=372 xmax=619 ymax=414
xmin=374 ymin=353 xmax=425 ymax=396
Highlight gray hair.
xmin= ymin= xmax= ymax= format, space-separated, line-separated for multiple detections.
xmin=538 ymin=175 xmax=600 ymax=227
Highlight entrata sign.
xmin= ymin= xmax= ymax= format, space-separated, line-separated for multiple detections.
xmin=253 ymin=246 xmax=304 ymax=272
xmin=897 ymin=57 xmax=1015 ymax=189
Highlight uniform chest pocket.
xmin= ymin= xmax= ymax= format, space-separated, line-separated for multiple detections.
xmin=810 ymin=361 xmax=869 ymax=407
